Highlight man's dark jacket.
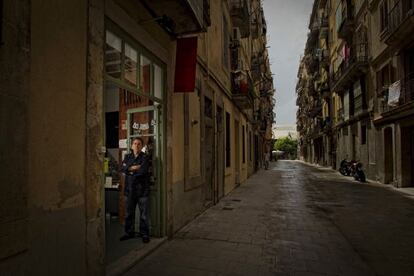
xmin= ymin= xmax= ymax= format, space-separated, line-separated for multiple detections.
xmin=121 ymin=152 xmax=149 ymax=197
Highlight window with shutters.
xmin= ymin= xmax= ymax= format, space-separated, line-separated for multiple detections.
xmin=222 ymin=14 xmax=230 ymax=71
xmin=376 ymin=62 xmax=396 ymax=95
xmin=242 ymin=125 xmax=246 ymax=163
xmin=379 ymin=1 xmax=389 ymax=33
xmin=361 ymin=125 xmax=367 ymax=145
xmin=226 ymin=112 xmax=231 ymax=167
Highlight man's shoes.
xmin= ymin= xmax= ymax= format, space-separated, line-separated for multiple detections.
xmin=142 ymin=236 xmax=150 ymax=243
xmin=119 ymin=234 xmax=134 ymax=241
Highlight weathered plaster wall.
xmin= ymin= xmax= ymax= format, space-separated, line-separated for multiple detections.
xmin=85 ymin=0 xmax=105 ymax=274
xmin=189 ymin=93 xmax=202 ymax=178
xmin=28 ymin=1 xmax=88 ymax=275
xmin=0 ymin=0 xmax=30 ymax=273
xmin=171 ymin=93 xmax=205 ymax=232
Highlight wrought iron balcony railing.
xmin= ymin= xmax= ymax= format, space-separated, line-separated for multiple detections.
xmin=330 ymin=43 xmax=368 ymax=92
xmin=337 ymin=0 xmax=354 ymax=40
xmin=380 ymin=76 xmax=414 ymax=113
xmin=229 ymin=0 xmax=251 ymax=38
xmin=140 ymin=0 xmax=210 ymax=34
xmin=383 ymin=0 xmax=414 ymax=45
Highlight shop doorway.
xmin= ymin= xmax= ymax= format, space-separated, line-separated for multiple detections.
xmin=234 ymin=120 xmax=240 ymax=185
xmin=254 ymin=135 xmax=259 ymax=171
xmin=400 ymin=126 xmax=414 ymax=187
xmin=103 ymin=26 xmax=166 ymax=265
xmin=384 ymin=127 xmax=393 ymax=184
xmin=204 ymin=120 xmax=214 ymax=204
xmin=216 ymin=106 xmax=224 ymax=200
xmin=103 ymin=83 xmax=164 ymax=264
xmin=126 ymin=106 xmax=162 ymax=236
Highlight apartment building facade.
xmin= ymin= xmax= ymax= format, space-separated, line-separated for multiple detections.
xmin=0 ymin=0 xmax=274 ymax=275
xmin=297 ymin=0 xmax=414 ymax=187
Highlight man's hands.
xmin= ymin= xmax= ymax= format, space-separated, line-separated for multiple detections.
xmin=129 ymin=165 xmax=141 ymax=172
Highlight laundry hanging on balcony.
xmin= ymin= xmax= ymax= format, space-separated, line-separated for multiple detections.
xmin=388 ymin=80 xmax=401 ymax=106
xmin=174 ymin=37 xmax=198 ymax=93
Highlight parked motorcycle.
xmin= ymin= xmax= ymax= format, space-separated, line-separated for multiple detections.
xmin=339 ymin=159 xmax=352 ymax=176
xmin=339 ymin=159 xmax=366 ymax=182
xmin=352 ymin=161 xmax=366 ymax=182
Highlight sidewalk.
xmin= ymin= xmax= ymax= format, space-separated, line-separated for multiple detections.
xmin=125 ymin=164 xmax=282 ymax=276
xmin=299 ymin=160 xmax=414 ymax=199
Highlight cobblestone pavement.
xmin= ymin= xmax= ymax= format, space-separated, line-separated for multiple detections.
xmin=124 ymin=161 xmax=414 ymax=276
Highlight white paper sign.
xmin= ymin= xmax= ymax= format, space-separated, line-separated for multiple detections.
xmin=119 ymin=139 xmax=127 ymax=148
xmin=132 ymin=122 xmax=149 ymax=130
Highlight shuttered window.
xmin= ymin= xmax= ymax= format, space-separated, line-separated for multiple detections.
xmin=226 ymin=112 xmax=231 ymax=167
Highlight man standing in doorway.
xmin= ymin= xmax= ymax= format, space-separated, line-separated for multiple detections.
xmin=120 ymin=137 xmax=150 ymax=243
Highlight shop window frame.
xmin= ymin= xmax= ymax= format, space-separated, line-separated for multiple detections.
xmin=105 ymin=20 xmax=166 ymax=104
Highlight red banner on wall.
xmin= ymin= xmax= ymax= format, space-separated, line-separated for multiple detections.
xmin=174 ymin=37 xmax=198 ymax=93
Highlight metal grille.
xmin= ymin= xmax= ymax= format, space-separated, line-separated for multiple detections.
xmin=387 ymin=0 xmax=414 ymax=34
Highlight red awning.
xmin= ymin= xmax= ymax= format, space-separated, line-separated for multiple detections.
xmin=174 ymin=37 xmax=198 ymax=93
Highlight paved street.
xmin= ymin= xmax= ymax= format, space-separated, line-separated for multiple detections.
xmin=125 ymin=161 xmax=414 ymax=276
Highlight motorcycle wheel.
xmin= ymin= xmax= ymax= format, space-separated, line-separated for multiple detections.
xmin=359 ymin=171 xmax=366 ymax=182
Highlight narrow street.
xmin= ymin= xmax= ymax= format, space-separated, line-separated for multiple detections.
xmin=125 ymin=161 xmax=414 ymax=276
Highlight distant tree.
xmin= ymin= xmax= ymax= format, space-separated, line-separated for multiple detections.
xmin=274 ymin=136 xmax=298 ymax=159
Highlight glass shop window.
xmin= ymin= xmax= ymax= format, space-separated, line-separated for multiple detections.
xmin=154 ymin=64 xmax=163 ymax=100
xmin=124 ymin=43 xmax=137 ymax=86
xmin=105 ymin=31 xmax=122 ymax=79
xmin=140 ymin=55 xmax=151 ymax=94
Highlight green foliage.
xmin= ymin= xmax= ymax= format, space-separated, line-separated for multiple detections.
xmin=274 ymin=136 xmax=298 ymax=156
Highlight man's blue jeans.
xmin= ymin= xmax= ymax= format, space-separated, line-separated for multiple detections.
xmin=125 ymin=193 xmax=150 ymax=238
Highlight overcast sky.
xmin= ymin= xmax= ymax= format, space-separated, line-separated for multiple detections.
xmin=262 ymin=0 xmax=314 ymax=125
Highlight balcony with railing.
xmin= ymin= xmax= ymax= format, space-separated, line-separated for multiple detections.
xmin=322 ymin=116 xmax=332 ymax=133
xmin=306 ymin=79 xmax=318 ymax=96
xmin=336 ymin=107 xmax=344 ymax=125
xmin=231 ymin=72 xmax=254 ymax=110
xmin=260 ymin=78 xmax=273 ymax=96
xmin=320 ymin=15 xmax=329 ymax=28
xmin=308 ymin=99 xmax=322 ymax=117
xmin=309 ymin=119 xmax=322 ymax=138
xmin=229 ymin=0 xmax=251 ymax=38
xmin=382 ymin=0 xmax=414 ymax=46
xmin=317 ymin=48 xmax=330 ymax=69
xmin=320 ymin=22 xmax=329 ymax=40
xmin=317 ymin=80 xmax=330 ymax=99
xmin=140 ymin=0 xmax=211 ymax=34
xmin=379 ymin=76 xmax=414 ymax=116
xmin=336 ymin=0 xmax=355 ymax=41
xmin=330 ymin=43 xmax=368 ymax=92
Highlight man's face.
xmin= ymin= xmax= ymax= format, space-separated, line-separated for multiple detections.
xmin=131 ymin=139 xmax=143 ymax=153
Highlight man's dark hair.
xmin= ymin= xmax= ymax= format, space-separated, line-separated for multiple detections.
xmin=132 ymin=137 xmax=144 ymax=145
